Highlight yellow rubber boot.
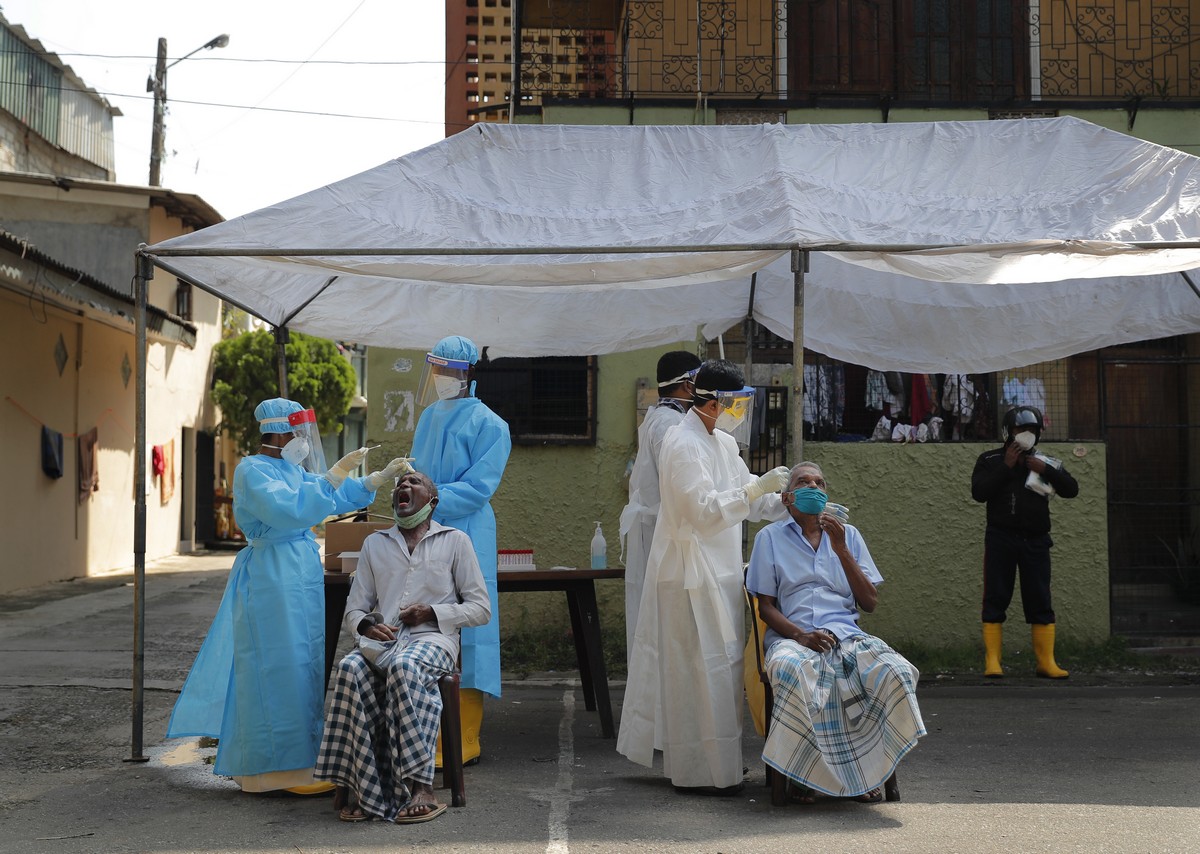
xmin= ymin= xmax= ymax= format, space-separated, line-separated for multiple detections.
xmin=435 ymin=688 xmax=485 ymax=767
xmin=982 ymin=622 xmax=1004 ymax=677
xmin=284 ymin=781 xmax=336 ymax=795
xmin=1032 ymin=624 xmax=1069 ymax=679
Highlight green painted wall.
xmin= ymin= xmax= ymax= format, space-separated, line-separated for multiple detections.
xmin=805 ymin=441 xmax=1109 ymax=650
xmin=368 ymin=342 xmax=1109 ymax=653
xmin=367 ymin=342 xmax=697 ymax=648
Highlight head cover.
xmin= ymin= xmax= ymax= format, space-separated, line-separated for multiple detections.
xmin=417 ymin=335 xmax=480 ymax=407
xmin=432 ymin=335 xmax=479 ymax=365
xmin=1003 ymin=406 xmax=1043 ymax=445
xmin=256 ymin=398 xmax=328 ymax=473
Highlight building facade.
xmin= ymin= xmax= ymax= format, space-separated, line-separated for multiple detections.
xmin=0 ymin=16 xmax=226 ymax=593
xmin=371 ymin=1 xmax=1200 ymax=657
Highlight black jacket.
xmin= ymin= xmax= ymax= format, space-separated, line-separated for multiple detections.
xmin=971 ymin=444 xmax=1079 ymax=535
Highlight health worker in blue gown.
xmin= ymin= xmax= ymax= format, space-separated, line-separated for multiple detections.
xmin=411 ymin=336 xmax=511 ymax=764
xmin=167 ymin=397 xmax=412 ymax=794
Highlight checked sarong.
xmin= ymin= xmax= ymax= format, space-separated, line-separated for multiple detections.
xmin=315 ymin=640 xmax=454 ymax=821
xmin=763 ymin=635 xmax=926 ymax=798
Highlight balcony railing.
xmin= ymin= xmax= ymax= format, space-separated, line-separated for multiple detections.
xmin=513 ymin=0 xmax=1200 ymax=105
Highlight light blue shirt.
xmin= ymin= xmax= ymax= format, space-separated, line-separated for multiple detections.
xmin=746 ymin=517 xmax=883 ymax=648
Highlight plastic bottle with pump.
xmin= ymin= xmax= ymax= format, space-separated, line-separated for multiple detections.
xmin=590 ymin=521 xmax=607 ymax=569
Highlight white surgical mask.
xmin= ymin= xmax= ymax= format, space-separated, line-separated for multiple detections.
xmin=1013 ymin=431 xmax=1036 ymax=451
xmin=434 ymin=375 xmax=466 ymax=400
xmin=280 ymin=436 xmax=310 ymax=466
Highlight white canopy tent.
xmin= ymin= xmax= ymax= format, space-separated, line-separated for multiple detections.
xmin=126 ymin=117 xmax=1200 ymax=756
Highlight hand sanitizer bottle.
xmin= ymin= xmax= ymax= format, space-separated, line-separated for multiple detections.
xmin=590 ymin=521 xmax=607 ymax=569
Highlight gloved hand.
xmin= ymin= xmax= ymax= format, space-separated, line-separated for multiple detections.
xmin=363 ymin=457 xmax=415 ymax=491
xmin=324 ymin=447 xmax=371 ymax=488
xmin=744 ymin=465 xmax=790 ymax=503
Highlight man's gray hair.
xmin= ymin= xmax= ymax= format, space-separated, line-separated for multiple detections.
xmin=789 ymin=461 xmax=824 ymax=481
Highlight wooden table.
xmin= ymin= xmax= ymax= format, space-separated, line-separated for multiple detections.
xmin=323 ymin=567 xmax=624 ymax=738
xmin=497 ymin=567 xmax=623 ymax=738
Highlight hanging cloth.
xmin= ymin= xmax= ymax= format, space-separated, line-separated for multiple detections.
xmin=41 ymin=426 xmax=64 ymax=479
xmin=152 ymin=444 xmax=166 ymax=477
xmin=77 ymin=427 xmax=99 ymax=504
xmin=160 ymin=439 xmax=175 ymax=504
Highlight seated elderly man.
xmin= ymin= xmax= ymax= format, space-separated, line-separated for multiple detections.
xmin=316 ymin=471 xmax=490 ymax=823
xmin=746 ymin=461 xmax=926 ymax=804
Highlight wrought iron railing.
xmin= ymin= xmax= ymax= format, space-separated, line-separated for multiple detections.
xmin=515 ymin=0 xmax=1200 ymax=104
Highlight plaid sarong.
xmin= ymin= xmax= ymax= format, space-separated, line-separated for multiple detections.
xmin=763 ymin=635 xmax=926 ymax=798
xmin=315 ymin=640 xmax=454 ymax=821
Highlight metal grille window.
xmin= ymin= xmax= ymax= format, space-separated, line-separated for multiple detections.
xmin=474 ymin=356 xmax=597 ymax=444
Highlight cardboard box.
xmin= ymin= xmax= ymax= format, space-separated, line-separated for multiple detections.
xmin=324 ymin=520 xmax=391 ymax=570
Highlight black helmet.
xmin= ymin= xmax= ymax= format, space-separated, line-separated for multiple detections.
xmin=1003 ymin=406 xmax=1043 ymax=443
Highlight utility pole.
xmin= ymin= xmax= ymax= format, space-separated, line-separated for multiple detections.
xmin=148 ymin=38 xmax=167 ymax=187
xmin=147 ymin=34 xmax=229 ymax=187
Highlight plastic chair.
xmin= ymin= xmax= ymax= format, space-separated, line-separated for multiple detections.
xmin=438 ymin=671 xmax=467 ymax=807
xmin=743 ymin=574 xmax=899 ymax=805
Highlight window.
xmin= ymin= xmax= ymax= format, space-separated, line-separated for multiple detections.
xmin=787 ymin=0 xmax=1026 ymax=101
xmin=174 ymin=280 xmax=192 ymax=321
xmin=474 ymin=356 xmax=597 ymax=444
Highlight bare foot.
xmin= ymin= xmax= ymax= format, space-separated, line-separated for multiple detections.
xmin=402 ymin=784 xmax=440 ymax=818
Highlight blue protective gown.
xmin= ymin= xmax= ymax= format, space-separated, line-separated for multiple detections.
xmin=411 ymin=396 xmax=511 ymax=697
xmin=167 ymin=454 xmax=375 ymax=779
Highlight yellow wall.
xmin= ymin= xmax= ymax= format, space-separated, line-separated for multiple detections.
xmin=0 ymin=196 xmax=224 ymax=593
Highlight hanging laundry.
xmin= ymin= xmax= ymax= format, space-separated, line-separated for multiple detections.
xmin=942 ymin=374 xmax=976 ymax=423
xmin=41 ymin=426 xmax=64 ymax=479
xmin=803 ymin=363 xmax=845 ymax=437
xmin=160 ymin=438 xmax=175 ymax=504
xmin=152 ymin=444 xmax=166 ymax=477
xmin=865 ymin=370 xmax=904 ymax=413
xmin=78 ymin=427 xmax=99 ymax=504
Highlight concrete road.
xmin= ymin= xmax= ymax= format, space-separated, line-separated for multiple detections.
xmin=1 ymin=553 xmax=1198 ymax=854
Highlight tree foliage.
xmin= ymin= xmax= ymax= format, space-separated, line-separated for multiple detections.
xmin=211 ymin=329 xmax=357 ymax=456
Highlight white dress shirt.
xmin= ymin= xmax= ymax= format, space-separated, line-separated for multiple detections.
xmin=343 ymin=519 xmax=491 ymax=661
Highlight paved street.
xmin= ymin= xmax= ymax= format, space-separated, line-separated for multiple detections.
xmin=1 ymin=552 xmax=1199 ymax=854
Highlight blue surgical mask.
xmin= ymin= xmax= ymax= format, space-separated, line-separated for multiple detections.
xmin=790 ymin=487 xmax=828 ymax=515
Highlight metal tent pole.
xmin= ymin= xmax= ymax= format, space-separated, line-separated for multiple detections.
xmin=274 ymin=325 xmax=290 ymax=396
xmin=128 ymin=251 xmax=152 ymax=763
xmin=791 ymin=248 xmax=807 ymax=464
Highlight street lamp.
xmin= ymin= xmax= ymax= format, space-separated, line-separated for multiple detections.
xmin=147 ymin=34 xmax=230 ymax=187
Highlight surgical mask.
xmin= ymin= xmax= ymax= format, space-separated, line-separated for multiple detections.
xmin=280 ymin=436 xmax=310 ymax=466
xmin=714 ymin=409 xmax=747 ymax=433
xmin=1013 ymin=431 xmax=1037 ymax=451
xmin=434 ymin=375 xmax=466 ymax=400
xmin=394 ymin=502 xmax=434 ymax=529
xmin=790 ymin=487 xmax=828 ymax=515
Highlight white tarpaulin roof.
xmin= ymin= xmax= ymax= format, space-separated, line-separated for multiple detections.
xmin=146 ymin=116 xmax=1200 ymax=370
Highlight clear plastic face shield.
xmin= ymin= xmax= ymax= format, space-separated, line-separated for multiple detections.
xmin=416 ymin=353 xmax=471 ymax=407
xmin=259 ymin=408 xmax=328 ymax=474
xmin=697 ymin=384 xmax=756 ymax=446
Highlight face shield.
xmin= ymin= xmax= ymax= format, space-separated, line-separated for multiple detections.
xmin=697 ymin=384 xmax=756 ymax=447
xmin=259 ymin=407 xmax=328 ymax=474
xmin=416 ymin=353 xmax=471 ymax=407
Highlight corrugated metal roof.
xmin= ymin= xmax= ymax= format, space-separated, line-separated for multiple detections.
xmin=0 ymin=227 xmax=197 ymax=347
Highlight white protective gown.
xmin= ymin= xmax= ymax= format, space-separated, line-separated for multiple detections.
xmin=618 ymin=399 xmax=688 ymax=660
xmin=617 ymin=411 xmax=786 ymax=788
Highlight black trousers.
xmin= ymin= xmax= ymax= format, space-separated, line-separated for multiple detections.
xmin=981 ymin=527 xmax=1055 ymax=624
